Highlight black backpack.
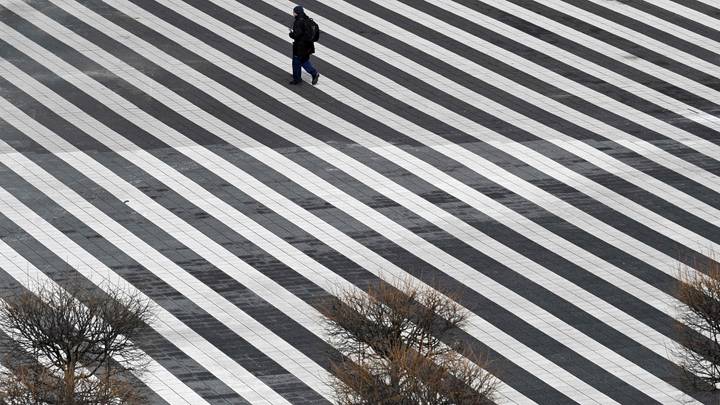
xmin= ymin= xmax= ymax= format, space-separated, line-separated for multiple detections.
xmin=304 ymin=18 xmax=320 ymax=43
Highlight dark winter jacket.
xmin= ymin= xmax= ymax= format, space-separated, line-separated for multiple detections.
xmin=289 ymin=14 xmax=315 ymax=59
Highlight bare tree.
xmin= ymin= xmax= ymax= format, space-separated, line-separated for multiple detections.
xmin=323 ymin=279 xmax=498 ymax=405
xmin=675 ymin=256 xmax=720 ymax=391
xmin=0 ymin=281 xmax=153 ymax=404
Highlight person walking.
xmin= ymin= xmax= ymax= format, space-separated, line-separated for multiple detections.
xmin=289 ymin=5 xmax=320 ymax=85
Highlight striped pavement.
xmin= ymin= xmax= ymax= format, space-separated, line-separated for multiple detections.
xmin=0 ymin=0 xmax=719 ymax=403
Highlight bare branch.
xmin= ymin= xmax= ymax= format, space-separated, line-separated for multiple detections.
xmin=323 ymin=278 xmax=498 ymax=404
xmin=675 ymin=254 xmax=720 ymax=391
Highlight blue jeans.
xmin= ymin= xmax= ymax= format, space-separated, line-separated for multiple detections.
xmin=292 ymin=55 xmax=317 ymax=82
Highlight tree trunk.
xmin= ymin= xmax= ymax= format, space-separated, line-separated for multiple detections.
xmin=63 ymin=363 xmax=76 ymax=405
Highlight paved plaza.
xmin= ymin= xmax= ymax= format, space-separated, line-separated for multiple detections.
xmin=1 ymin=0 xmax=720 ymax=403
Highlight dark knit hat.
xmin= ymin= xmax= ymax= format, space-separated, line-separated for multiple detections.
xmin=293 ymin=6 xmax=304 ymax=14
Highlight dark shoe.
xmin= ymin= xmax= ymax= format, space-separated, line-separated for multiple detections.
xmin=288 ymin=80 xmax=302 ymax=85
xmin=311 ymin=72 xmax=320 ymax=85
